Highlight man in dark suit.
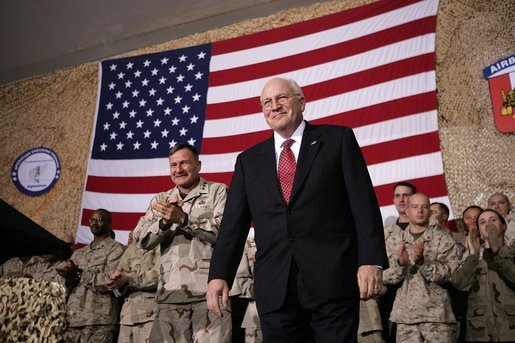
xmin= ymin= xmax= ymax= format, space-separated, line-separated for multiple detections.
xmin=207 ymin=77 xmax=388 ymax=342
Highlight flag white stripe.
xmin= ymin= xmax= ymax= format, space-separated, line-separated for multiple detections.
xmin=210 ymin=0 xmax=437 ymax=72
xmin=83 ymin=191 xmax=155 ymax=213
xmin=207 ymin=35 xmax=435 ymax=104
xmin=87 ymin=111 xmax=437 ymax=177
xmin=353 ymin=110 xmax=438 ymax=147
xmin=204 ymin=71 xmax=436 ymax=138
xmin=368 ymin=152 xmax=444 ymax=187
xmin=87 ymin=157 xmax=170 ymax=177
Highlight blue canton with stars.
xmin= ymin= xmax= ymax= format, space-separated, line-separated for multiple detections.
xmin=92 ymin=44 xmax=211 ymax=159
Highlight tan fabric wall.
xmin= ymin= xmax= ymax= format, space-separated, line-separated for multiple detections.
xmin=0 ymin=0 xmax=513 ymax=239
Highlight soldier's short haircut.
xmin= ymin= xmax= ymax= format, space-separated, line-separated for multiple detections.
xmin=431 ymin=202 xmax=450 ymax=216
xmin=168 ymin=143 xmax=199 ymax=161
xmin=95 ymin=208 xmax=112 ymax=223
xmin=393 ymin=181 xmax=417 ymax=195
xmin=462 ymin=205 xmax=483 ymax=217
xmin=487 ymin=192 xmax=511 ymax=205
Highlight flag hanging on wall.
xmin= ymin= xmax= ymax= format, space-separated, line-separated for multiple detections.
xmin=78 ymin=0 xmax=446 ymax=245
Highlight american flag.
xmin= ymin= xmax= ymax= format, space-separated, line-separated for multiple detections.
xmin=77 ymin=0 xmax=448 ymax=245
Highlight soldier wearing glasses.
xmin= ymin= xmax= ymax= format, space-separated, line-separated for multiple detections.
xmin=57 ymin=208 xmax=125 ymax=343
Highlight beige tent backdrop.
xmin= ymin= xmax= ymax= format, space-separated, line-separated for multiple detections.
xmin=0 ymin=0 xmax=514 ymax=240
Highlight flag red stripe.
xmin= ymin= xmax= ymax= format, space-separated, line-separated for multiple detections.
xmin=86 ymin=132 xmax=438 ymax=195
xmin=361 ymin=131 xmax=440 ymax=166
xmin=81 ymin=173 xmax=448 ymax=231
xmin=85 ymin=175 xmax=172 ymax=194
xmin=202 ymin=91 xmax=437 ymax=154
xmin=212 ymin=0 xmax=421 ymax=54
xmin=206 ymin=53 xmax=435 ymax=120
xmin=209 ymin=18 xmax=436 ymax=86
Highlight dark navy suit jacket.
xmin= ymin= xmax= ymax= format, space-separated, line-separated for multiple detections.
xmin=209 ymin=122 xmax=388 ymax=315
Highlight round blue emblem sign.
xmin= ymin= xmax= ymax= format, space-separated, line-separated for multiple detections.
xmin=11 ymin=147 xmax=61 ymax=196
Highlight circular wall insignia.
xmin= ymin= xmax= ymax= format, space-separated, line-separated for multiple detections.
xmin=11 ymin=147 xmax=61 ymax=196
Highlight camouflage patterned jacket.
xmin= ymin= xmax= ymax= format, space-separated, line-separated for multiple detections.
xmin=67 ymin=237 xmax=126 ymax=327
xmin=451 ymin=245 xmax=515 ymax=342
xmin=136 ymin=178 xmax=227 ymax=303
xmin=384 ymin=225 xmax=462 ymax=324
xmin=384 ymin=223 xmax=402 ymax=243
xmin=0 ymin=257 xmax=25 ymax=278
xmin=118 ymin=243 xmax=160 ymax=325
xmin=31 ymin=259 xmax=67 ymax=285
xmin=231 ymin=240 xmax=260 ymax=329
xmin=231 ymin=239 xmax=257 ymax=299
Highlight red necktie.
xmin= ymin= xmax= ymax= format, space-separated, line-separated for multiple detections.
xmin=278 ymin=139 xmax=296 ymax=204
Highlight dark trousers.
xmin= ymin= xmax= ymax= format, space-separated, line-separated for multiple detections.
xmin=260 ymin=261 xmax=359 ymax=343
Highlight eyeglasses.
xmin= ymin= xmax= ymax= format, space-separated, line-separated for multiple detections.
xmin=89 ymin=217 xmax=107 ymax=223
xmin=261 ymin=93 xmax=301 ymax=110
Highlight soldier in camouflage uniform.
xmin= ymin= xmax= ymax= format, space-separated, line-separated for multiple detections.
xmin=135 ymin=143 xmax=230 ymax=343
xmin=107 ymin=231 xmax=160 ymax=343
xmin=380 ymin=181 xmax=416 ymax=342
xmin=486 ymin=193 xmax=515 ymax=246
xmin=384 ymin=193 xmax=462 ymax=343
xmin=31 ymin=248 xmax=72 ymax=285
xmin=57 ymin=208 xmax=126 ymax=343
xmin=451 ymin=209 xmax=515 ymax=342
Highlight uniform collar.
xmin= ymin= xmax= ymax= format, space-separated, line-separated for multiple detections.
xmin=173 ymin=177 xmax=208 ymax=201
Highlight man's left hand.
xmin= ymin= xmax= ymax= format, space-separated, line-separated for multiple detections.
xmin=357 ymin=265 xmax=384 ymax=300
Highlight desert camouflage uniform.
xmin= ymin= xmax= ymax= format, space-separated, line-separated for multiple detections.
xmin=451 ymin=244 xmax=515 ymax=342
xmin=31 ymin=259 xmax=67 ymax=285
xmin=358 ymin=299 xmax=384 ymax=343
xmin=117 ymin=242 xmax=160 ymax=343
xmin=232 ymin=239 xmax=262 ymax=343
xmin=67 ymin=237 xmax=125 ymax=343
xmin=0 ymin=256 xmax=50 ymax=279
xmin=380 ymin=222 xmax=404 ymax=340
xmin=21 ymin=255 xmax=47 ymax=276
xmin=136 ymin=177 xmax=231 ymax=343
xmin=384 ymin=225 xmax=462 ymax=342
xmin=384 ymin=223 xmax=403 ymax=243
xmin=0 ymin=257 xmax=26 ymax=277
xmin=384 ymin=218 xmax=440 ymax=248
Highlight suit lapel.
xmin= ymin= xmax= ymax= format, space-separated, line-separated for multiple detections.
xmin=290 ymin=124 xmax=321 ymax=204
xmin=256 ymin=137 xmax=284 ymax=204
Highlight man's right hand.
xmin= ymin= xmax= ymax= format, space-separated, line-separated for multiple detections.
xmin=206 ymin=279 xmax=229 ymax=317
